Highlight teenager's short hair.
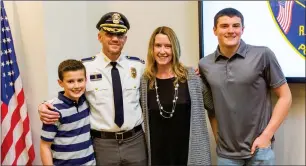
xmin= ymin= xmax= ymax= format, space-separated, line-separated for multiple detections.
xmin=58 ymin=59 xmax=86 ymax=81
xmin=214 ymin=8 xmax=244 ymax=27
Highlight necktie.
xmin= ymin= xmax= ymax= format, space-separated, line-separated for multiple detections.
xmin=110 ymin=62 xmax=124 ymax=127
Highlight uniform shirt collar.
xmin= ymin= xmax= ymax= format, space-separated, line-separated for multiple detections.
xmin=99 ymin=51 xmax=126 ymax=69
xmin=58 ymin=91 xmax=86 ymax=106
xmin=214 ymin=39 xmax=247 ymax=62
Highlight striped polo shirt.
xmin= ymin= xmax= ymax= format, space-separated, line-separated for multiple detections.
xmin=41 ymin=92 xmax=96 ymax=165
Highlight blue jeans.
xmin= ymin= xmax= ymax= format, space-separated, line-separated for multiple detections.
xmin=217 ymin=145 xmax=275 ymax=166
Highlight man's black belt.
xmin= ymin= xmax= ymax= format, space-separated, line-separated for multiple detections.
xmin=90 ymin=125 xmax=142 ymax=140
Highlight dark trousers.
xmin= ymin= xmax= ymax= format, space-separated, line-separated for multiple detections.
xmin=92 ymin=130 xmax=147 ymax=166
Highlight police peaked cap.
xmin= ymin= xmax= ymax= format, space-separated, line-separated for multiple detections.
xmin=96 ymin=12 xmax=130 ymax=34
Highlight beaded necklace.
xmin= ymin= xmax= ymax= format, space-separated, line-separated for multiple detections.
xmin=154 ymin=78 xmax=179 ymax=118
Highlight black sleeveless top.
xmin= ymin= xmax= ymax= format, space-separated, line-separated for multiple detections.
xmin=148 ymin=77 xmax=191 ymax=165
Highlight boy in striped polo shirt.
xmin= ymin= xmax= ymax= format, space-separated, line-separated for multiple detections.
xmin=40 ymin=59 xmax=96 ymax=165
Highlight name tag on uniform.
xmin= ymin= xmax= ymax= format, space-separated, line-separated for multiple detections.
xmin=90 ymin=73 xmax=102 ymax=81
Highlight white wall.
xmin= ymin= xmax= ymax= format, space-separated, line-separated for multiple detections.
xmin=273 ymin=84 xmax=305 ymax=165
xmin=3 ymin=1 xmax=305 ymax=165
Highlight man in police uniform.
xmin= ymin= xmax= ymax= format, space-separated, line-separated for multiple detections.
xmin=39 ymin=12 xmax=147 ymax=165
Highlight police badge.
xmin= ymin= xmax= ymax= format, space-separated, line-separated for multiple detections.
xmin=268 ymin=0 xmax=306 ymax=58
xmin=130 ymin=67 xmax=137 ymax=78
xmin=112 ymin=13 xmax=121 ymax=24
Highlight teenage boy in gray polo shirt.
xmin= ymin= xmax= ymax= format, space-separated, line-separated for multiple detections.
xmin=199 ymin=8 xmax=292 ymax=165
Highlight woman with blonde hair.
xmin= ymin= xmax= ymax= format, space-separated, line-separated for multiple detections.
xmin=140 ymin=26 xmax=213 ymax=165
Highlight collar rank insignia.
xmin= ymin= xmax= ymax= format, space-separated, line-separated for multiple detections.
xmin=130 ymin=67 xmax=137 ymax=78
xmin=90 ymin=73 xmax=102 ymax=81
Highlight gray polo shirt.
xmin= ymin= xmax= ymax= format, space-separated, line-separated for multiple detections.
xmin=199 ymin=40 xmax=286 ymax=159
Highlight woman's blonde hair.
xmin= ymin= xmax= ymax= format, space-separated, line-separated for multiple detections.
xmin=144 ymin=26 xmax=187 ymax=89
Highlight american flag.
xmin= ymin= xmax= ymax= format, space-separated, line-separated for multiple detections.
xmin=277 ymin=0 xmax=294 ymax=34
xmin=1 ymin=1 xmax=35 ymax=165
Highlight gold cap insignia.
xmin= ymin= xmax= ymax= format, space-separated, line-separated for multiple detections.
xmin=112 ymin=13 xmax=121 ymax=24
xmin=131 ymin=67 xmax=137 ymax=78
xmin=104 ymin=57 xmax=109 ymax=62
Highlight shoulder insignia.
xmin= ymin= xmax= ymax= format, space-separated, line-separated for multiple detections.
xmin=81 ymin=56 xmax=96 ymax=62
xmin=126 ymin=56 xmax=145 ymax=64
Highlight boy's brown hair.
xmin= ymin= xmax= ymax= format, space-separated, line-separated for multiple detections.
xmin=58 ymin=59 xmax=86 ymax=81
